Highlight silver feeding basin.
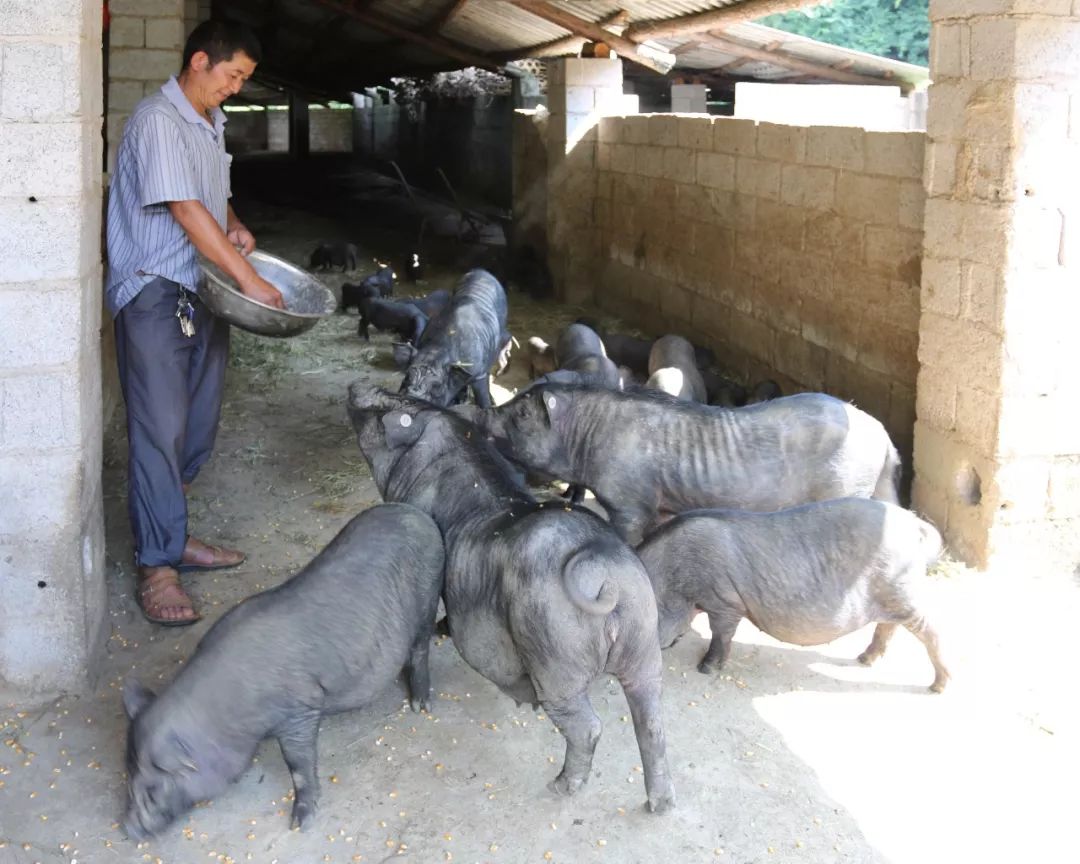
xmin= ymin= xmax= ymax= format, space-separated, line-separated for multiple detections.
xmin=198 ymin=250 xmax=337 ymax=338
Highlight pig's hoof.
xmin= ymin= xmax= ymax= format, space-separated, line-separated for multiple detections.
xmin=548 ymin=774 xmax=585 ymax=797
xmin=928 ymin=680 xmax=948 ymax=694
xmin=696 ymin=661 xmax=718 ymax=675
xmin=411 ymin=696 xmax=432 ymax=714
xmin=856 ymin=652 xmax=877 ymax=666
xmin=291 ymin=800 xmax=317 ymax=831
xmin=647 ymin=787 xmax=677 ymax=814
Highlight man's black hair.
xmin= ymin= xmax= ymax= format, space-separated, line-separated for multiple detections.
xmin=182 ymin=19 xmax=262 ymax=70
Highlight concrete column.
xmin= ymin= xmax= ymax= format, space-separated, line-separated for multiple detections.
xmin=543 ymin=57 xmax=628 ymax=304
xmin=914 ymin=0 xmax=1080 ymax=569
xmin=184 ymin=0 xmax=211 ymax=39
xmin=289 ymin=91 xmax=310 ymax=159
xmin=0 ymin=0 xmax=107 ymax=698
xmin=106 ymin=0 xmax=186 ymax=174
xmin=671 ymin=83 xmax=707 ymax=113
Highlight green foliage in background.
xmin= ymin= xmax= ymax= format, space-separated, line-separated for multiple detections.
xmin=760 ymin=0 xmax=930 ymax=66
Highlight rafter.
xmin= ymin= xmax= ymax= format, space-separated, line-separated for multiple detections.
xmin=503 ymin=9 xmax=630 ymax=60
xmin=671 ymin=40 xmax=703 ymax=56
xmin=625 ymin=0 xmax=820 ymax=42
xmin=508 ymin=0 xmax=674 ymax=73
xmin=701 ymin=31 xmax=911 ymax=90
xmin=309 ymin=0 xmax=502 ymax=72
xmin=425 ymin=0 xmax=471 ymax=34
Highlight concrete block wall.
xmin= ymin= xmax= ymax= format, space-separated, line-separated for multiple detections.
xmin=0 ymin=0 xmax=107 ymax=697
xmin=544 ymin=58 xmax=625 ymax=305
xmin=309 ymin=107 xmax=353 ymax=153
xmin=268 ymin=106 xmax=288 ymax=151
xmin=590 ymin=113 xmax=924 ymax=464
xmin=223 ymin=107 xmax=269 ymax=153
xmin=511 ymin=108 xmax=548 ymax=259
xmin=912 ymin=0 xmax=1080 ymax=569
xmin=106 ymin=0 xmax=185 ymax=174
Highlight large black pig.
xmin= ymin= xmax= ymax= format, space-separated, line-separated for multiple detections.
xmin=481 ymin=385 xmax=902 ymax=546
xmin=121 ymin=504 xmax=445 ymax=839
xmin=637 ymin=498 xmax=949 ymax=692
xmin=396 ymin=269 xmax=508 ymax=408
xmin=347 ymin=385 xmax=676 ymax=813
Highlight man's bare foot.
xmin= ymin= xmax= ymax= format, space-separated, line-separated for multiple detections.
xmin=136 ymin=566 xmax=200 ymax=626
xmin=180 ymin=536 xmax=246 ymax=571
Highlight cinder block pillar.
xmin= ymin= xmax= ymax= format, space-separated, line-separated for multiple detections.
xmin=543 ymin=57 xmax=628 ymax=304
xmin=671 ymin=83 xmax=707 ymax=113
xmin=0 ymin=0 xmax=107 ymax=698
xmin=106 ymin=0 xmax=186 ymax=174
xmin=184 ymin=0 xmax=211 ymax=39
xmin=289 ymin=90 xmax=310 ymax=159
xmin=914 ymin=0 xmax=1080 ymax=570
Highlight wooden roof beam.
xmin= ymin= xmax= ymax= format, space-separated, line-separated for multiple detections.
xmin=506 ymin=10 xmax=629 ymax=59
xmin=425 ymin=0 xmax=471 ymax=35
xmin=701 ymin=31 xmax=911 ymax=90
xmin=308 ymin=0 xmax=503 ymax=72
xmin=508 ymin=0 xmax=674 ymax=73
xmin=626 ymin=0 xmax=825 ymax=42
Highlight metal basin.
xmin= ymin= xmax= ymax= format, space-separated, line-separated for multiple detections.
xmin=198 ymin=250 xmax=337 ymax=338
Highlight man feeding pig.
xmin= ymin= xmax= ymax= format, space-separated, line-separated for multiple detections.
xmin=105 ymin=20 xmax=284 ymax=625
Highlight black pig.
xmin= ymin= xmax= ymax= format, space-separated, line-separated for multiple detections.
xmin=637 ymin=498 xmax=949 ymax=692
xmin=121 ymin=504 xmax=444 ymax=839
xmin=348 ymin=386 xmax=676 ymax=813
xmin=480 ymin=385 xmax=901 ymax=546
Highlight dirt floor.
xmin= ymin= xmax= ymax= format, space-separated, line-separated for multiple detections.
xmin=1 ymin=196 xmax=1076 ymax=864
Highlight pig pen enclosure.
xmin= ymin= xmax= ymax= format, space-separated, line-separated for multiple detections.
xmin=0 ymin=178 xmax=1073 ymax=864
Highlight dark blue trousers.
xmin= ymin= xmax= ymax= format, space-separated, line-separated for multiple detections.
xmin=115 ymin=276 xmax=230 ymax=567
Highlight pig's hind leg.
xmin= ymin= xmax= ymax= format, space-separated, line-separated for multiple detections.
xmin=277 ymin=713 xmax=322 ymax=830
xmin=698 ymin=608 xmax=742 ymax=675
xmin=544 ymin=692 xmax=602 ymax=797
xmin=904 ymin=616 xmax=950 ymax=693
xmin=857 ymin=622 xmax=898 ymax=666
xmin=406 ymin=628 xmax=435 ymax=713
xmin=620 ymin=677 xmax=676 ymax=813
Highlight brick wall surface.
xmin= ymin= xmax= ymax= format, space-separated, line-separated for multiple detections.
xmin=309 ymin=107 xmax=353 ymax=153
xmin=911 ymin=0 xmax=1080 ymax=569
xmin=0 ymin=0 xmax=107 ymax=697
xmin=589 ymin=113 xmax=925 ymax=467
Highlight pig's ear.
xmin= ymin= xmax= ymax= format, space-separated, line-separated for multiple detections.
xmin=537 ymin=389 xmax=561 ymax=425
xmin=123 ymin=677 xmax=156 ymax=720
xmin=382 ymin=410 xmax=424 ymax=448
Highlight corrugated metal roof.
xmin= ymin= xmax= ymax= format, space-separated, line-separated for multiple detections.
xmin=661 ymin=22 xmax=929 ymax=88
xmin=233 ymin=0 xmax=927 ymax=97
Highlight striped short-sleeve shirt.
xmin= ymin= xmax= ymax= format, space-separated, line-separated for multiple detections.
xmin=105 ymin=76 xmax=232 ymax=317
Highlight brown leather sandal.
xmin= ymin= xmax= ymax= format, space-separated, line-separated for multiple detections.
xmin=178 ymin=536 xmax=246 ymax=573
xmin=136 ymin=566 xmax=202 ymax=626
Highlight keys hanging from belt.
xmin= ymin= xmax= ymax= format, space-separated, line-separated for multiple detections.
xmin=176 ymin=292 xmax=196 ymax=338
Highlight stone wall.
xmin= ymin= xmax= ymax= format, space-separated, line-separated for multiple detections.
xmin=0 ymin=0 xmax=107 ymax=697
xmin=912 ymin=0 xmax=1080 ymax=569
xmin=310 ymin=107 xmax=353 ymax=153
xmin=354 ymin=97 xmax=515 ymax=209
xmin=106 ymin=0 xmax=185 ymax=174
xmin=510 ymin=108 xmax=548 ymax=260
xmin=266 ymin=105 xmax=356 ymax=154
xmin=589 ymin=114 xmax=925 ymax=468
xmin=225 ymin=107 xmax=270 ymax=153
